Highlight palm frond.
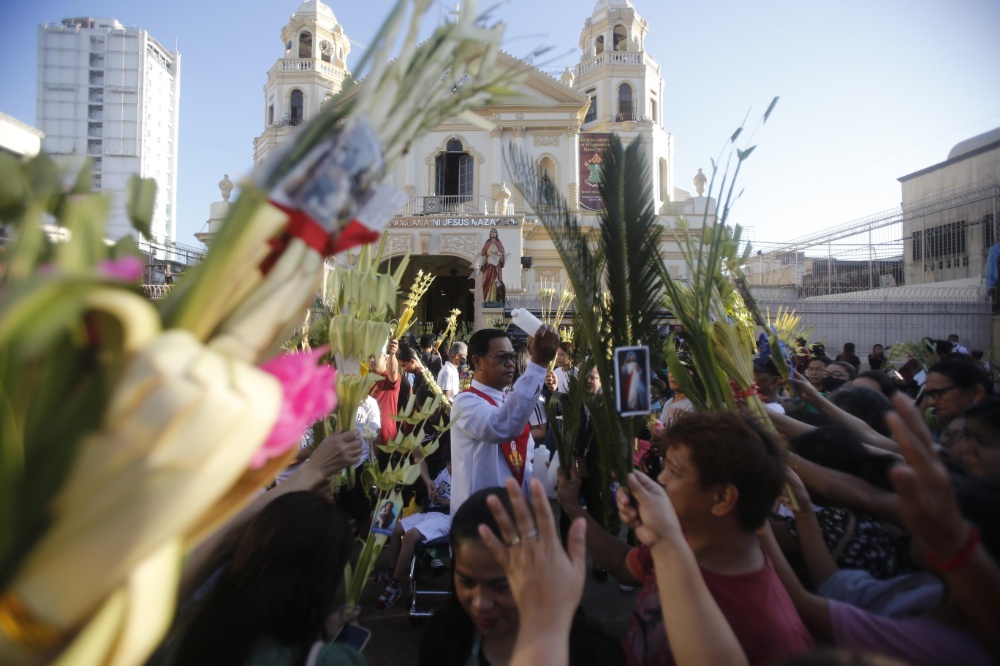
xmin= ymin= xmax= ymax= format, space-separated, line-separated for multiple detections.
xmin=508 ymin=135 xmax=667 ymax=520
xmin=659 ymin=98 xmax=783 ymax=414
xmin=598 ymin=136 xmax=665 ymax=351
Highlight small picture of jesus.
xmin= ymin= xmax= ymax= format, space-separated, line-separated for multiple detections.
xmin=614 ymin=345 xmax=651 ymax=417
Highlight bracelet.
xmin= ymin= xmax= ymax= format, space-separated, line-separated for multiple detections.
xmin=929 ymin=525 xmax=980 ymax=572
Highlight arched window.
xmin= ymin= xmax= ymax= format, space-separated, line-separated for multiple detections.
xmin=617 ymin=83 xmax=633 ymax=121
xmin=298 ymin=31 xmax=312 ymax=58
xmin=613 ymin=25 xmax=627 ymax=51
xmin=659 ymin=158 xmax=668 ymax=202
xmin=584 ymin=89 xmax=597 ymax=124
xmin=595 ymin=35 xmax=605 ymax=55
xmin=539 ymin=156 xmax=557 ymax=184
xmin=290 ymin=89 xmax=304 ymax=126
xmin=435 ymin=138 xmax=474 ymax=204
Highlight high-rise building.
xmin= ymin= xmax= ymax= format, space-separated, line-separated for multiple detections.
xmin=37 ymin=17 xmax=180 ymax=242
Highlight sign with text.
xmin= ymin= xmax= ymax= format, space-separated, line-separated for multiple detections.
xmin=388 ymin=216 xmax=521 ymax=228
xmin=579 ymin=133 xmax=611 ymax=211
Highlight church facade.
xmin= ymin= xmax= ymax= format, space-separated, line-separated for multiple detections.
xmin=252 ymin=0 xmax=714 ymax=329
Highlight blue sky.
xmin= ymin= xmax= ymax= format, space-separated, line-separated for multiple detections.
xmin=2 ymin=0 xmax=998 ymax=252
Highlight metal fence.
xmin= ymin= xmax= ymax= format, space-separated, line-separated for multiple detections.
xmin=141 ymin=284 xmax=173 ymax=300
xmin=506 ymin=281 xmax=994 ymax=360
xmin=745 ymin=180 xmax=1000 ymax=297
xmin=754 ymin=284 xmax=994 ymax=358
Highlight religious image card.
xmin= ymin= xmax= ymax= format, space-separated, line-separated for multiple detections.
xmin=614 ymin=345 xmax=651 ymax=417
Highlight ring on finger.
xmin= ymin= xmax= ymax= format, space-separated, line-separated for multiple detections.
xmin=508 ymin=536 xmax=521 ymax=547
xmin=522 ymin=528 xmax=538 ymax=540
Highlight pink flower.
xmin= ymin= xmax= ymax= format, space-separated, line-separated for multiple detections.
xmin=254 ymin=346 xmax=337 ymax=469
xmin=98 ymin=256 xmax=144 ymax=281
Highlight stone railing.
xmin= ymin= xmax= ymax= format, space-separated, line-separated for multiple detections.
xmin=396 ymin=195 xmax=514 ymax=216
xmin=576 ymin=50 xmax=645 ymax=76
xmin=273 ymin=58 xmax=346 ymax=81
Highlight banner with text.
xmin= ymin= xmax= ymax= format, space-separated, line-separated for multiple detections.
xmin=579 ymin=133 xmax=611 ymax=211
xmin=388 ymin=216 xmax=520 ymax=228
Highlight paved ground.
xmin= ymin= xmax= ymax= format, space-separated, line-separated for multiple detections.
xmin=348 ymin=550 xmax=637 ymax=666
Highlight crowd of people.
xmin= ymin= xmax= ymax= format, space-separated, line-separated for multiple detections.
xmin=148 ymin=325 xmax=1000 ymax=666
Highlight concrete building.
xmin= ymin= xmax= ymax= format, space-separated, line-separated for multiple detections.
xmin=0 ymin=113 xmax=44 ymax=157
xmin=899 ymin=127 xmax=1000 ymax=286
xmin=741 ymin=129 xmax=1000 ymax=359
xmin=240 ymin=0 xmax=716 ymax=329
xmin=37 ymin=17 xmax=180 ymax=243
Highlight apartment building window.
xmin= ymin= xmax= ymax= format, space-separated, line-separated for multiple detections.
xmin=981 ymin=214 xmax=995 ymax=249
xmin=912 ymin=221 xmax=967 ymax=260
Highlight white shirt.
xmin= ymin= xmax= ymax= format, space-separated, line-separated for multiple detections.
xmin=659 ymin=396 xmax=694 ymax=425
xmin=354 ymin=396 xmax=381 ymax=468
xmin=449 ymin=362 xmax=546 ymax=513
xmin=553 ymin=366 xmax=576 ymax=393
xmin=529 ymin=395 xmax=548 ymax=427
xmin=763 ymin=401 xmax=786 ymax=415
xmin=437 ymin=360 xmax=460 ymax=396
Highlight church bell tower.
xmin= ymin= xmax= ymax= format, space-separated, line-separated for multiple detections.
xmin=253 ymin=0 xmax=351 ymax=165
xmin=574 ymin=0 xmax=675 ymax=207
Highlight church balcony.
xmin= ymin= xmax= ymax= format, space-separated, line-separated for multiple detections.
xmin=576 ymin=50 xmax=648 ymax=76
xmin=615 ymin=102 xmax=638 ymax=122
xmin=583 ymin=113 xmax=655 ymax=128
xmin=268 ymin=58 xmax=346 ymax=82
xmin=396 ymin=195 xmax=515 ymax=217
xmin=270 ymin=114 xmax=305 ymax=128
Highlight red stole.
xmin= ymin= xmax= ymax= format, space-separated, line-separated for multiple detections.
xmin=464 ymin=386 xmax=530 ymax=484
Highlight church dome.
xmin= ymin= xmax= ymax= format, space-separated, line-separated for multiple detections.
xmin=295 ymin=0 xmax=337 ymax=23
xmin=592 ymin=0 xmax=634 ymax=12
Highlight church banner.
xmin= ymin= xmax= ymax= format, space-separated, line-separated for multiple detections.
xmin=579 ymin=133 xmax=611 ymax=211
